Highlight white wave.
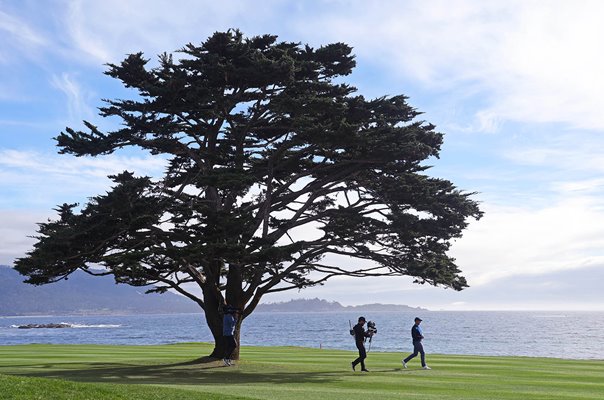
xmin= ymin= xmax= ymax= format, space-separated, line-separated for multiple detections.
xmin=61 ymin=323 xmax=122 ymax=328
xmin=9 ymin=323 xmax=122 ymax=329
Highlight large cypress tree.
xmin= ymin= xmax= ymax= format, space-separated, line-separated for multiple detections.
xmin=15 ymin=30 xmax=482 ymax=359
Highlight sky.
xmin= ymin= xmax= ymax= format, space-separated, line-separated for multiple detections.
xmin=2 ymin=0 xmax=604 ymax=311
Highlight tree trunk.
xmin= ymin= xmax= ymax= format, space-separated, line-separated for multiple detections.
xmin=201 ymin=272 xmax=224 ymax=359
xmin=204 ymin=301 xmax=226 ymax=359
xmin=230 ymin=320 xmax=242 ymax=360
xmin=203 ymin=300 xmax=244 ymax=360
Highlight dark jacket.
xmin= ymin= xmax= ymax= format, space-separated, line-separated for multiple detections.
xmin=353 ymin=323 xmax=370 ymax=345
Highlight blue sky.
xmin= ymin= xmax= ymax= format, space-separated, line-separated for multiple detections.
xmin=2 ymin=0 xmax=604 ymax=311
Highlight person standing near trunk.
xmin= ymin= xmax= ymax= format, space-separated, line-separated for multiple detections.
xmin=222 ymin=304 xmax=239 ymax=366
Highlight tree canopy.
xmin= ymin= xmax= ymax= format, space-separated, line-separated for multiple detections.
xmin=15 ymin=30 xmax=482 ymax=357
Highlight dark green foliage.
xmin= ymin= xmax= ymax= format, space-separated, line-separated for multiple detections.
xmin=15 ymin=30 xmax=482 ymax=357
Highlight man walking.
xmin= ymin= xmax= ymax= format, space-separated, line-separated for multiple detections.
xmin=402 ymin=317 xmax=431 ymax=370
xmin=351 ymin=316 xmax=372 ymax=372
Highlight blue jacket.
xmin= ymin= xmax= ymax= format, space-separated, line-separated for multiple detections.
xmin=411 ymin=324 xmax=424 ymax=342
xmin=223 ymin=313 xmax=236 ymax=336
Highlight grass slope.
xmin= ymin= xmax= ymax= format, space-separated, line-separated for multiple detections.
xmin=0 ymin=343 xmax=602 ymax=400
xmin=0 ymin=374 xmax=247 ymax=400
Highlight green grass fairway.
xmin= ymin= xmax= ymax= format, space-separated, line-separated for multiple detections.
xmin=0 ymin=343 xmax=602 ymax=400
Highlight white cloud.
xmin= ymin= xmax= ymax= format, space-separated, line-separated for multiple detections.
xmin=0 ymin=9 xmax=47 ymax=63
xmin=0 ymin=149 xmax=167 ymax=208
xmin=292 ymin=0 xmax=604 ymax=131
xmin=551 ymin=178 xmax=604 ymax=195
xmin=51 ymin=73 xmax=96 ymax=124
xmin=0 ymin=149 xmax=165 ymax=177
xmin=0 ymin=210 xmax=50 ymax=266
xmin=0 ymin=9 xmax=50 ymax=101
xmin=62 ymin=0 xmax=280 ymax=64
xmin=450 ymin=197 xmax=604 ymax=286
xmin=506 ymin=138 xmax=604 ymax=176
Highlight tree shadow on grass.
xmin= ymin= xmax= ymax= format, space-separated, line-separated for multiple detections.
xmin=14 ymin=357 xmax=346 ymax=386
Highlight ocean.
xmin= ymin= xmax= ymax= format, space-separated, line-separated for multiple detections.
xmin=1 ymin=311 xmax=603 ymax=360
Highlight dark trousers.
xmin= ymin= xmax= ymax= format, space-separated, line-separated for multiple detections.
xmin=403 ymin=341 xmax=426 ymax=367
xmin=352 ymin=342 xmax=367 ymax=370
xmin=223 ymin=335 xmax=237 ymax=359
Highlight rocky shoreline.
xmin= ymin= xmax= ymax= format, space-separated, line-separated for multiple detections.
xmin=16 ymin=323 xmax=72 ymax=329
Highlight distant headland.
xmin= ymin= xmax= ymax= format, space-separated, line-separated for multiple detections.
xmin=256 ymin=298 xmax=428 ymax=313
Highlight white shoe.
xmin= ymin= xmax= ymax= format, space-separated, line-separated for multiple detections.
xmin=223 ymin=358 xmax=230 ymax=366
xmin=402 ymin=361 xmax=407 ymax=369
xmin=422 ymin=365 xmax=431 ymax=370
